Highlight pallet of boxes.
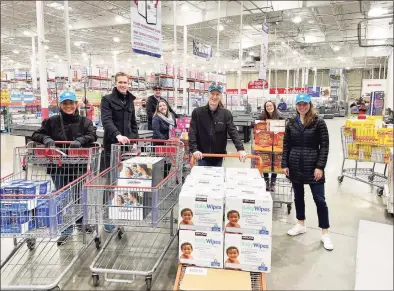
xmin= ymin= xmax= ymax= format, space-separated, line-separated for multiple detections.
xmin=173 ymin=165 xmax=272 ymax=291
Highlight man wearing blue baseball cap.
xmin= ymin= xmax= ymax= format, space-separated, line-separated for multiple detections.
xmin=32 ymin=90 xmax=97 ymax=245
xmin=189 ymin=82 xmax=247 ymax=166
xmin=281 ymin=93 xmax=333 ymax=250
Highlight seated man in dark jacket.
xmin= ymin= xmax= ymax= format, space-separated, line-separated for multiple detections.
xmin=188 ymin=83 xmax=247 ymax=167
xmin=32 ymin=91 xmax=97 ymax=245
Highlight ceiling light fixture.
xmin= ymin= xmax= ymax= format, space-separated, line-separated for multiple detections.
xmin=305 ymin=35 xmax=317 ymax=43
xmin=58 ymin=59 xmax=62 ymax=63
xmin=68 ymin=24 xmax=72 ymax=29
xmin=218 ymin=25 xmax=224 ymax=31
xmin=74 ymin=62 xmax=79 ymax=66
xmin=181 ymin=4 xmax=189 ymax=11
xmin=115 ymin=15 xmax=123 ymax=23
xmin=13 ymin=50 xmax=19 ymax=54
xmin=308 ymin=20 xmax=314 ymax=24
xmin=248 ymin=51 xmax=255 ymax=56
xmin=373 ymin=47 xmax=379 ymax=52
xmin=100 ymin=60 xmax=104 ymax=64
xmin=142 ymin=61 xmax=146 ymax=64
xmin=216 ymin=52 xmax=221 ymax=57
xmin=191 ymin=63 xmax=196 ymax=67
xmin=23 ymin=31 xmax=30 ymax=36
xmin=201 ymin=66 xmax=205 ymax=70
xmin=82 ymin=52 xmax=87 ymax=57
xmin=281 ymin=41 xmax=286 ymax=45
xmin=44 ymin=45 xmax=49 ymax=50
xmin=113 ymin=37 xmax=120 ymax=43
xmin=333 ymin=46 xmax=340 ymax=51
xmin=74 ymin=41 xmax=81 ymax=47
xmin=128 ymin=58 xmax=132 ymax=62
xmin=346 ymin=66 xmax=350 ymax=70
xmin=292 ymin=50 xmax=298 ymax=55
xmin=368 ymin=7 xmax=388 ymax=17
xmin=278 ymin=61 xmax=283 ymax=65
xmin=292 ymin=16 xmax=302 ymax=24
xmin=171 ymin=51 xmax=175 ymax=55
xmin=54 ymin=55 xmax=59 ymax=58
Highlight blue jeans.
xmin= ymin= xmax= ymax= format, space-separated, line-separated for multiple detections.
xmin=198 ymin=158 xmax=223 ymax=167
xmin=292 ymin=182 xmax=330 ymax=229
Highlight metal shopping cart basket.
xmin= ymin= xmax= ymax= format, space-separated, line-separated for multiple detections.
xmin=1 ymin=142 xmax=101 ymax=291
xmin=84 ymin=139 xmax=184 ymax=290
xmin=338 ymin=126 xmax=388 ymax=196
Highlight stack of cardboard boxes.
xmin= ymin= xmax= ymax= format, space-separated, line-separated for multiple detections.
xmin=178 ymin=166 xmax=273 ymax=273
xmin=253 ymin=120 xmax=286 ymax=174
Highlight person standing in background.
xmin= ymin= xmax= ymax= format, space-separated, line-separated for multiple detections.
xmin=101 ymin=72 xmax=139 ymax=168
xmin=189 ymin=82 xmax=247 ymax=166
xmin=136 ymin=98 xmax=148 ymax=130
xmin=146 ymin=86 xmax=178 ymax=130
xmin=258 ymin=100 xmax=283 ymax=192
xmin=281 ymin=93 xmax=333 ymax=251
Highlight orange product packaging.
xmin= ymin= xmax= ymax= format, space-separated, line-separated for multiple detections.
xmin=273 ymin=132 xmax=285 ymax=152
xmin=253 ymin=130 xmax=273 ymax=152
xmin=273 ymin=153 xmax=283 ymax=173
xmin=252 ymin=151 xmax=272 ymax=173
xmin=254 ymin=120 xmax=268 ymax=131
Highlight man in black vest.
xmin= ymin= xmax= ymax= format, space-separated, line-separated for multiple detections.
xmin=146 ymin=85 xmax=178 ymax=130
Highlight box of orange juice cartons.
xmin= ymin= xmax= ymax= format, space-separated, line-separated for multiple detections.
xmin=253 ymin=131 xmax=273 ymax=152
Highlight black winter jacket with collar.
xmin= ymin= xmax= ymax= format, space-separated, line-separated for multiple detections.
xmin=100 ymin=88 xmax=139 ymax=148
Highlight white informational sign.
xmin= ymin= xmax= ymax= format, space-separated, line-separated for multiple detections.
xmin=313 ymin=67 xmax=317 ymax=91
xmin=259 ymin=23 xmax=269 ymax=80
xmin=361 ymin=79 xmax=387 ymax=101
xmin=131 ymin=0 xmax=162 ymax=58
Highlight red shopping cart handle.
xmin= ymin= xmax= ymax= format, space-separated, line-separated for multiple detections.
xmin=190 ymin=153 xmax=263 ymax=175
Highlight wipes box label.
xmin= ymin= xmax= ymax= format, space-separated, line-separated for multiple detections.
xmin=225 ymin=192 xmax=272 ymax=235
xmin=179 ymin=188 xmax=224 ymax=232
xmin=179 ymin=230 xmax=224 ymax=268
xmin=224 ymin=233 xmax=271 ymax=273
xmin=225 ymin=168 xmax=262 ymax=182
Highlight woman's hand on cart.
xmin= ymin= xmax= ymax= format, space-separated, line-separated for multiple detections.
xmin=238 ymin=150 xmax=247 ymax=162
xmin=192 ymin=151 xmax=203 ymax=160
xmin=116 ymin=135 xmax=130 ymax=144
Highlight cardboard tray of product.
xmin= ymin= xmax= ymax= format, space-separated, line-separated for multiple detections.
xmin=173 ymin=264 xmax=267 ymax=291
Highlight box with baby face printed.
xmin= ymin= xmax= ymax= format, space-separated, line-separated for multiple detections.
xmin=224 ymin=233 xmax=271 ymax=273
xmin=179 ymin=230 xmax=224 ymax=268
xmin=224 ymin=187 xmax=272 ymax=236
xmin=179 ymin=187 xmax=224 ymax=232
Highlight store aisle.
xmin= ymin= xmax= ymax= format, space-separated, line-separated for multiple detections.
xmin=0 ymin=118 xmax=392 ymax=290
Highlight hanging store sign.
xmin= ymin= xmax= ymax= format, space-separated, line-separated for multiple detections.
xmin=131 ymin=0 xmax=162 ymax=58
xmin=192 ymin=40 xmax=212 ymax=60
xmin=226 ymin=88 xmax=247 ymax=94
xmin=248 ymin=80 xmax=268 ymax=89
xmin=269 ymin=87 xmax=307 ymax=94
xmin=258 ymin=23 xmax=270 ymax=80
xmin=307 ymin=86 xmax=321 ymax=97
xmin=361 ymin=79 xmax=387 ymax=101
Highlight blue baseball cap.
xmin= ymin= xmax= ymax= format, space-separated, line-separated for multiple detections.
xmin=208 ymin=83 xmax=223 ymax=93
xmin=295 ymin=93 xmax=311 ymax=104
xmin=59 ymin=91 xmax=77 ymax=103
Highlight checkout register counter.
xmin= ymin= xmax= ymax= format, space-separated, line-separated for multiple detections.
xmin=11 ymin=124 xmax=153 ymax=145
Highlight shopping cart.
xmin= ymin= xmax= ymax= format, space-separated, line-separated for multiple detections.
xmin=338 ymin=126 xmax=388 ymax=196
xmin=84 ymin=139 xmax=184 ymax=290
xmin=1 ymin=142 xmax=101 ymax=291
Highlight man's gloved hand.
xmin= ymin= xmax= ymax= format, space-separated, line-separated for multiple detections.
xmin=70 ymin=140 xmax=82 ymax=148
xmin=43 ymin=138 xmax=55 ymax=148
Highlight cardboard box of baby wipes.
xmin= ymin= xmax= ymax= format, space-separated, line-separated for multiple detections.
xmin=179 ymin=186 xmax=224 ymax=232
xmin=179 ymin=230 xmax=224 ymax=268
xmin=179 ymin=267 xmax=252 ymax=291
xmin=225 ymin=168 xmax=262 ymax=181
xmin=224 ymin=233 xmax=272 ymax=273
xmin=190 ymin=166 xmax=225 ymax=176
xmin=225 ymin=178 xmax=267 ymax=191
xmin=224 ymin=187 xmax=272 ymax=236
xmin=182 ymin=175 xmax=225 ymax=189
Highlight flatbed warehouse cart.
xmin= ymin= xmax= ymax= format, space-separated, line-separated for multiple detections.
xmin=174 ymin=153 xmax=268 ymax=290
xmin=83 ymin=139 xmax=184 ymax=290
xmin=0 ymin=142 xmax=101 ymax=291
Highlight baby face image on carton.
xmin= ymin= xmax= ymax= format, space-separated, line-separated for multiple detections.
xmin=179 ymin=230 xmax=224 ymax=268
xmin=225 ymin=189 xmax=272 ymax=235
xmin=179 ymin=187 xmax=224 ymax=232
xmin=224 ymin=233 xmax=272 ymax=273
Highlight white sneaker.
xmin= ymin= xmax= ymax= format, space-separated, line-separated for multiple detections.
xmin=321 ymin=234 xmax=334 ymax=251
xmin=287 ymin=224 xmax=307 ymax=236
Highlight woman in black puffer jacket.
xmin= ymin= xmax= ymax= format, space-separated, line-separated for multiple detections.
xmin=281 ymin=94 xmax=333 ymax=251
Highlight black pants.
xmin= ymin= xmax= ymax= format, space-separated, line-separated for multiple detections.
xmin=198 ymin=158 xmax=223 ymax=167
xmin=292 ymin=182 xmax=330 ymax=229
xmin=263 ymin=173 xmax=277 ymax=182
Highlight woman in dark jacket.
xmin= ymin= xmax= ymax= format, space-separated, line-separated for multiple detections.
xmin=281 ymin=93 xmax=333 ymax=251
xmin=258 ymin=100 xmax=283 ymax=192
xmin=152 ymin=100 xmax=175 ymax=176
xmin=32 ymin=91 xmax=97 ymax=245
